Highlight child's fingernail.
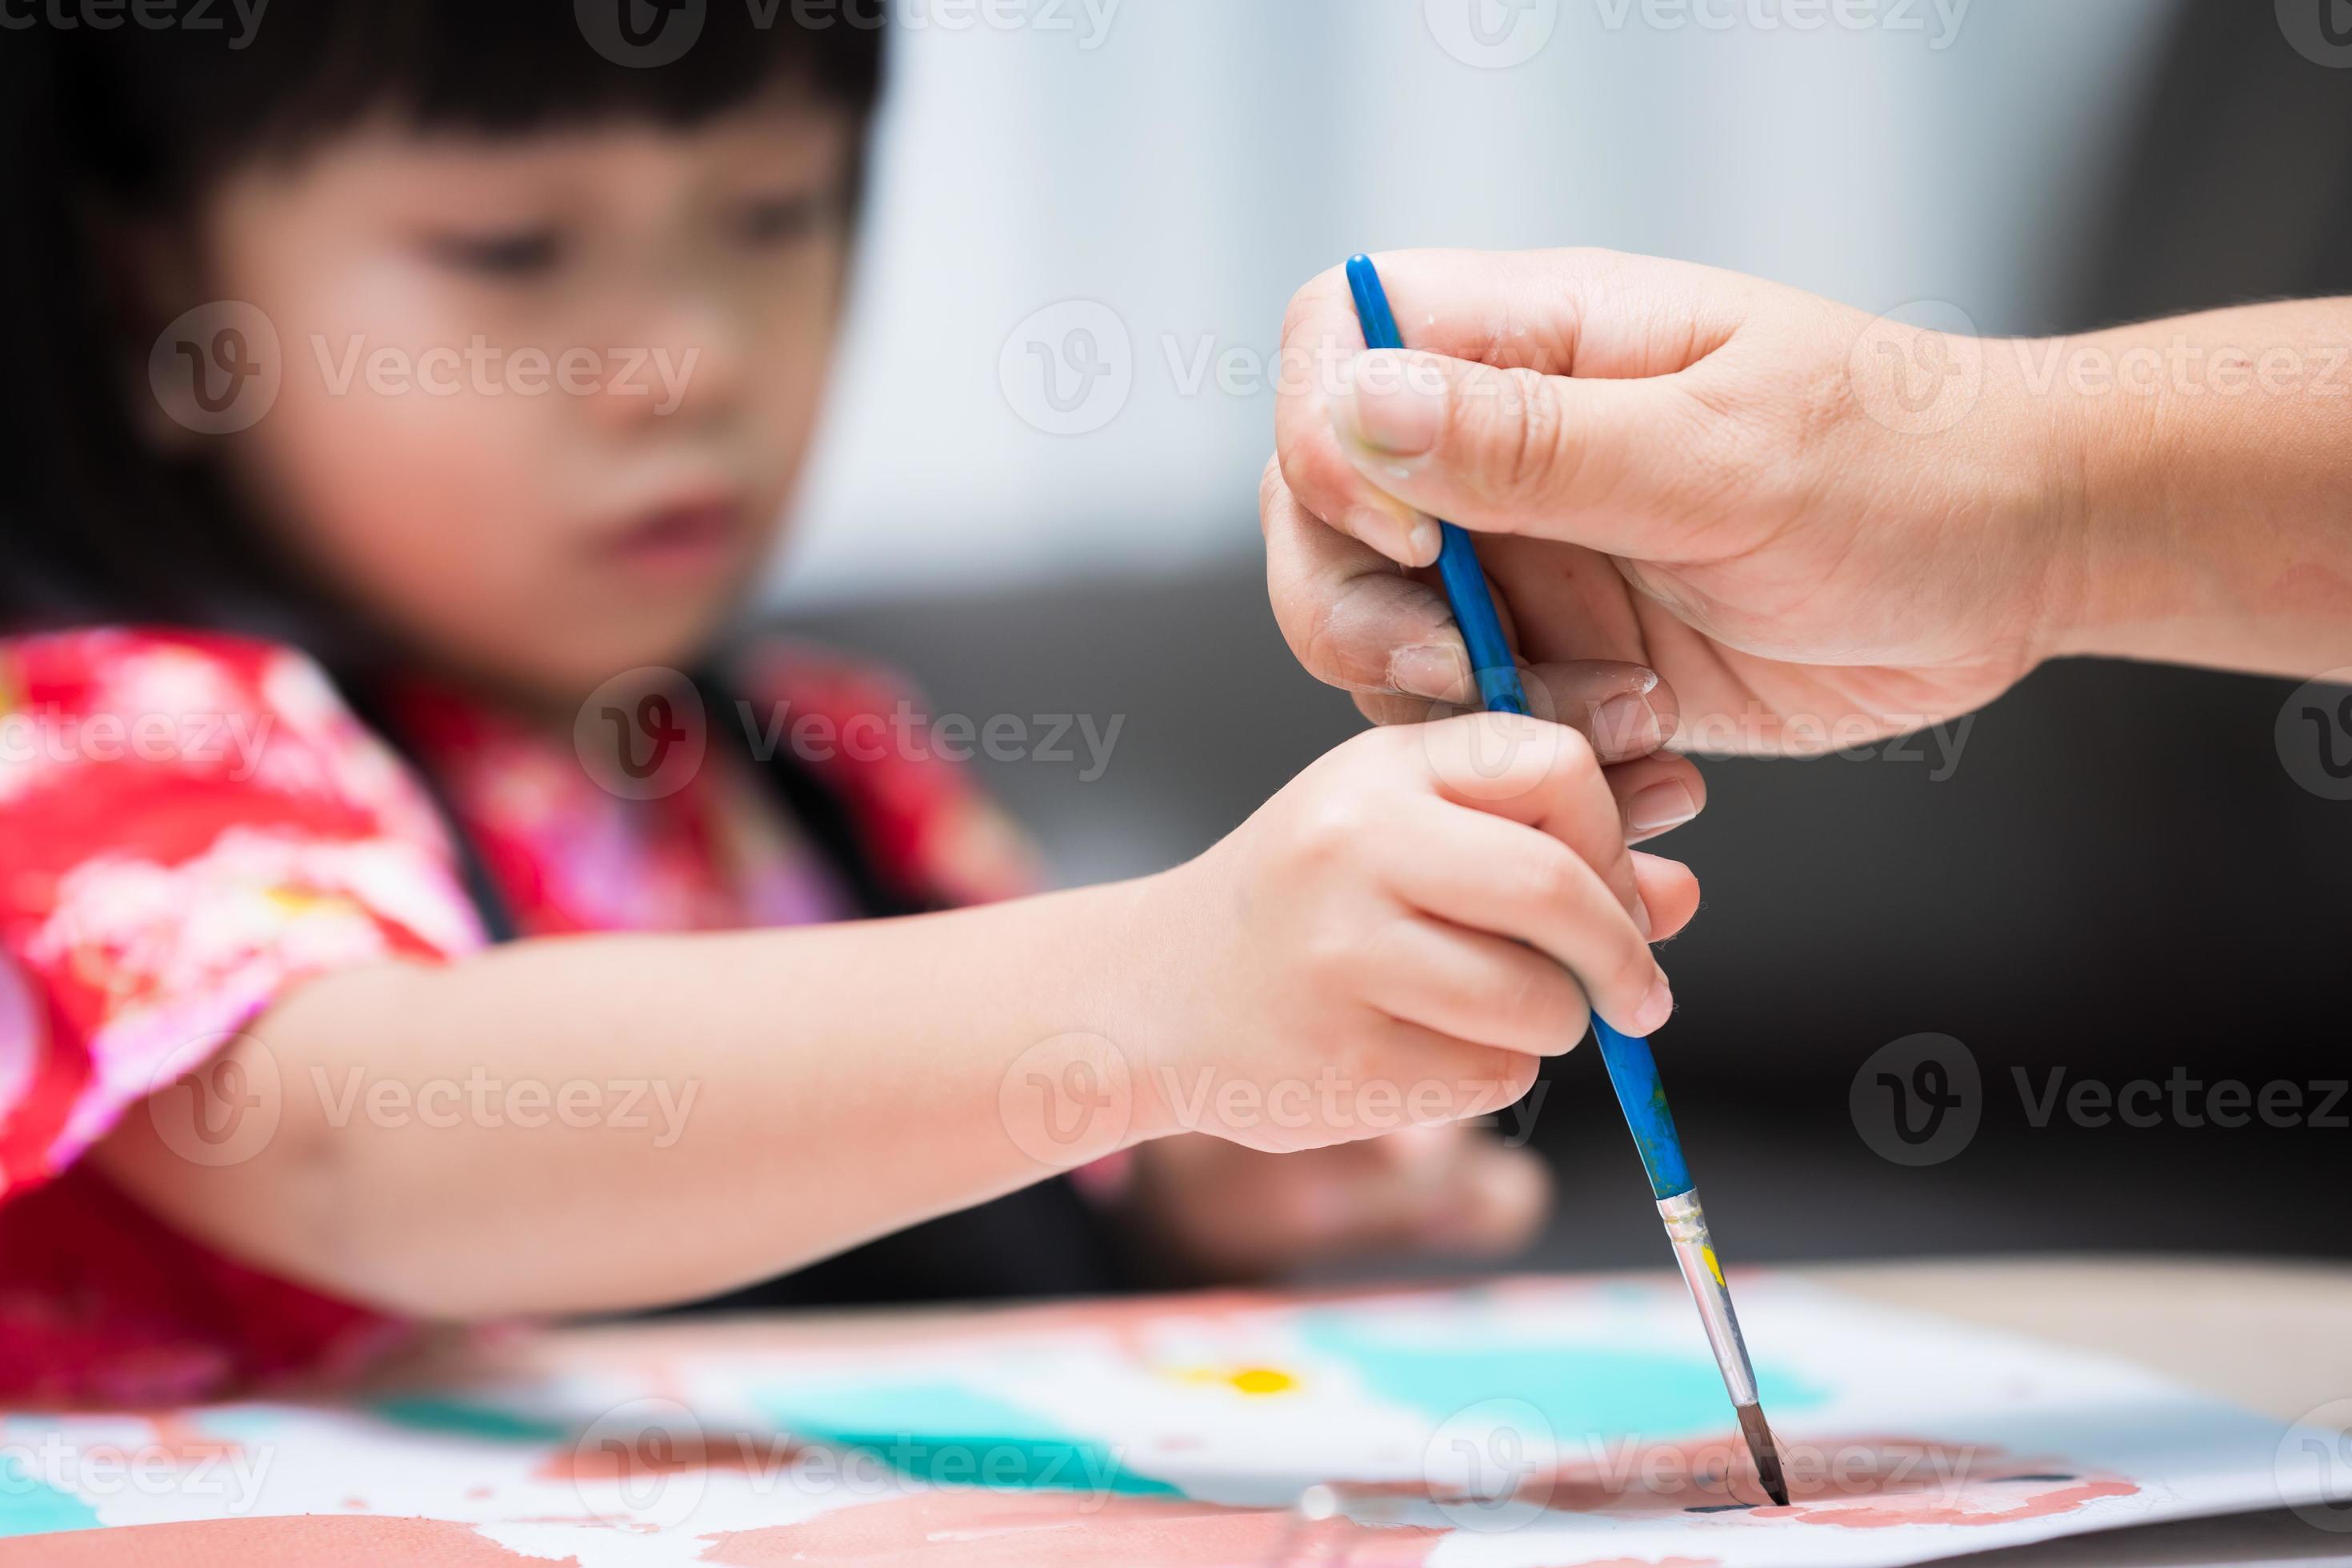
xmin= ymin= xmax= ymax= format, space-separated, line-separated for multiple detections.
xmin=1631 ymin=974 xmax=1675 ymax=1034
xmin=1388 ymin=642 xmax=1470 ymax=701
xmin=1626 ymin=780 xmax=1699 ymax=834
xmin=1334 ymin=356 xmax=1446 ymax=458
xmin=1594 ymin=693 xmax=1666 ymax=759
xmin=1346 ymin=506 xmax=1441 ymax=568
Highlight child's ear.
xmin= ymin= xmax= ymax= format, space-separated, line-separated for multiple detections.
xmin=89 ymin=202 xmax=210 ymax=454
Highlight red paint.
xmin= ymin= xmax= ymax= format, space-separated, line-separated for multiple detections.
xmin=533 ymin=1429 xmax=802 ymax=1483
xmin=134 ymin=1411 xmax=242 ymax=1462
xmin=696 ymin=1490 xmax=1442 ymax=1566
xmin=1331 ymin=1433 xmax=2134 ymax=1527
xmin=1763 ymin=1477 xmax=2139 ymax=1530
xmin=0 ymin=1516 xmax=574 ymax=1567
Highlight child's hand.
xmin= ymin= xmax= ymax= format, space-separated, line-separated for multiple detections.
xmin=1126 ymin=713 xmax=1696 ymax=1154
xmin=1130 ymin=1126 xmax=1550 ymax=1282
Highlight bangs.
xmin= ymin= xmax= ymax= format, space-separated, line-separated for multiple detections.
xmin=0 ymin=2 xmax=884 ymax=634
xmin=64 ymin=1 xmax=886 ymax=205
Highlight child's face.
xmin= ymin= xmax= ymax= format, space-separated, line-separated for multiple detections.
xmin=177 ymin=99 xmax=854 ymax=701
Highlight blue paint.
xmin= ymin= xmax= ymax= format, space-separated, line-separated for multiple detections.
xmin=1297 ymin=1310 xmax=1827 ymax=1441
xmin=367 ymin=1394 xmax=571 ymax=1444
xmin=1346 ymin=255 xmax=1529 ymax=718
xmin=0 ymin=1453 xmax=102 ymax=1538
xmin=1595 ymin=1019 xmax=1694 ymax=1200
xmin=750 ymin=1379 xmax=1178 ymax=1496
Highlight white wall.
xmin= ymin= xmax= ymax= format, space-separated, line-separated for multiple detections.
xmin=777 ymin=0 xmax=2178 ymax=606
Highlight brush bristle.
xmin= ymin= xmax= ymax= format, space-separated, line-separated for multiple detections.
xmin=1737 ymin=1402 xmax=1790 ymax=1507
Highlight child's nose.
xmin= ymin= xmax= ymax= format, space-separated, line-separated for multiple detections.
xmin=587 ymin=290 xmax=746 ymax=430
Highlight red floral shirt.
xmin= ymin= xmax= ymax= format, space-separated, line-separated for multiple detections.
xmin=0 ymin=628 xmax=1036 ymax=1404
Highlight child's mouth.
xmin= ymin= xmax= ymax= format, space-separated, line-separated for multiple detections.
xmin=606 ymin=499 xmax=745 ymax=575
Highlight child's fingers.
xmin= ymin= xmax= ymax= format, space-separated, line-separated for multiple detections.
xmin=1380 ymin=800 xmax=1673 ymax=1038
xmin=1345 ymin=1130 xmax=1552 ymax=1258
xmin=1348 ymin=1018 xmax=1542 ymax=1130
xmin=1408 ymin=713 xmax=1649 ymax=938
xmin=1358 ymin=915 xmax=1593 ymax=1058
xmin=1420 ymin=1138 xmax=1552 ymax=1256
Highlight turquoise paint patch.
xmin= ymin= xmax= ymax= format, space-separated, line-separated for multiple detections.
xmin=368 ymin=1394 xmax=570 ymax=1443
xmin=0 ymin=1454 xmax=102 ymax=1537
xmin=1298 ymin=1310 xmax=1828 ymax=1443
xmin=751 ymin=1379 xmax=1178 ymax=1497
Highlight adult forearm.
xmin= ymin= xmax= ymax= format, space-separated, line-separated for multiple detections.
xmin=95 ymin=880 xmax=1162 ymax=1319
xmin=2051 ymin=300 xmax=2352 ymax=677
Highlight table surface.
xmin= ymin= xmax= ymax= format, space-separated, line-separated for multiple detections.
xmin=10 ymin=1254 xmax=2352 ymax=1566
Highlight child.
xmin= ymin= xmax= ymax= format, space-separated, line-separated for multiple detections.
xmin=0 ymin=5 xmax=1696 ymax=1404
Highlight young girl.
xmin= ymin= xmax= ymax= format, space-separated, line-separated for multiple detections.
xmin=0 ymin=6 xmax=1700 ymax=1404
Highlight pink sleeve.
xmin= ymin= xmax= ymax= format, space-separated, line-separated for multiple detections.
xmin=0 ymin=629 xmax=487 ymax=1197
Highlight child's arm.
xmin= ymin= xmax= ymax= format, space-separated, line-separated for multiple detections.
xmin=94 ymin=713 xmax=1693 ymax=1321
xmin=97 ymin=882 xmax=1161 ymax=1318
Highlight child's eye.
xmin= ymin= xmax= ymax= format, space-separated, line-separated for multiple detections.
xmin=426 ymin=228 xmax=566 ymax=278
xmin=731 ymin=190 xmax=836 ymax=248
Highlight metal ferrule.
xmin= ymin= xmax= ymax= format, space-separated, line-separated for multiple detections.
xmin=1658 ymin=1190 xmax=1761 ymax=1409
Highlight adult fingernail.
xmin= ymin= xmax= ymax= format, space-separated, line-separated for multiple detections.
xmin=1630 ymin=974 xmax=1676 ymax=1035
xmin=1405 ymin=515 xmax=1442 ymax=564
xmin=1334 ymin=356 xmax=1446 ymax=458
xmin=1594 ymin=693 xmax=1666 ymax=759
xmin=1346 ymin=506 xmax=1442 ymax=568
xmin=1388 ymin=642 xmax=1470 ymax=701
xmin=1626 ymin=780 xmax=1699 ymax=834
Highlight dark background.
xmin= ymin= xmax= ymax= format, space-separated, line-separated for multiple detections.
xmin=783 ymin=0 xmax=2352 ymax=1290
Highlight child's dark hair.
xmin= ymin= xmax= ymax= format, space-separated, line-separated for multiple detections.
xmin=0 ymin=2 xmax=886 ymax=640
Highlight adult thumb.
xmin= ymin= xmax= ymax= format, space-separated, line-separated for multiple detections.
xmin=1327 ymin=348 xmax=1712 ymax=558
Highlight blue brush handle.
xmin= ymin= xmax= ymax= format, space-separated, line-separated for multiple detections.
xmin=1344 ymin=257 xmax=1528 ymax=718
xmin=1344 ymin=254 xmax=1691 ymax=1202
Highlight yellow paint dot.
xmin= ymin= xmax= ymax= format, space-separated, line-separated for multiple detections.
xmin=1166 ymin=1365 xmax=1302 ymax=1396
xmin=1226 ymin=1368 xmax=1297 ymax=1396
xmin=1702 ymin=1246 xmax=1726 ymax=1289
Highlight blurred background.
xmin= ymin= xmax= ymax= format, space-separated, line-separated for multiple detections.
xmin=776 ymin=0 xmax=2352 ymax=1274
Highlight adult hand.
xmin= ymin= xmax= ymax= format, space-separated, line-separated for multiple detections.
xmin=1266 ymin=247 xmax=2085 ymax=756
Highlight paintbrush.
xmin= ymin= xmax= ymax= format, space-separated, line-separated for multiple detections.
xmin=1342 ymin=254 xmax=1790 ymax=1510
